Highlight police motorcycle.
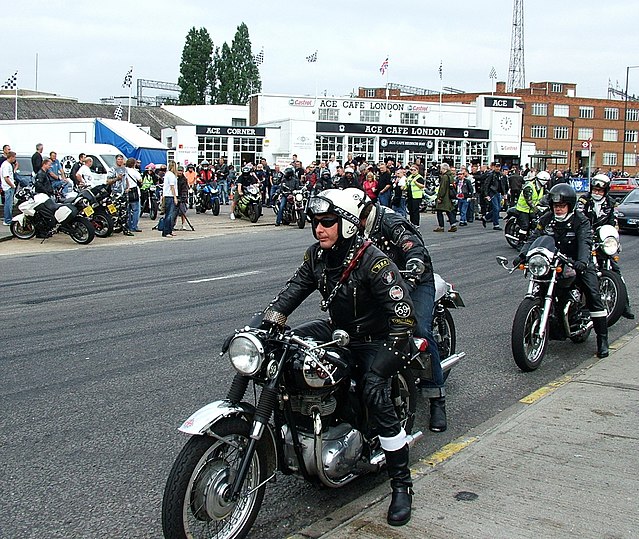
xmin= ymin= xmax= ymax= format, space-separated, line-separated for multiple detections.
xmin=195 ymin=180 xmax=221 ymax=215
xmin=11 ymin=186 xmax=96 ymax=244
xmin=503 ymin=205 xmax=548 ymax=249
xmin=162 ymin=306 xmax=458 ymax=539
xmin=272 ymin=184 xmax=308 ymax=228
xmin=497 ymin=235 xmax=592 ymax=371
xmin=592 ymin=224 xmax=627 ymax=327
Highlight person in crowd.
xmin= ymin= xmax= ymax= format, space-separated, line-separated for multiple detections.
xmin=262 ymin=188 xmax=416 ymax=526
xmin=376 ymin=162 xmax=393 ymax=207
xmin=0 ymin=144 xmax=11 ymax=167
xmin=176 ymin=165 xmax=190 ymax=231
xmin=343 ymin=152 xmax=356 ymax=169
xmin=198 ymin=160 xmax=214 ymax=183
xmin=34 ymin=158 xmax=54 ymax=196
xmin=1 ymin=151 xmax=17 ymax=225
xmin=269 ymin=164 xmax=283 ymax=205
xmin=215 ymin=157 xmax=230 ymax=205
xmin=327 ymin=154 xmax=339 ymax=177
xmin=69 ymin=153 xmax=86 ymax=187
xmin=405 ymin=164 xmax=425 ymax=227
xmin=455 ymin=167 xmax=474 ymax=227
xmin=517 ymin=184 xmax=609 ymax=358
xmin=227 ymin=164 xmax=236 ymax=202
xmin=304 ymin=164 xmax=317 ymax=187
xmin=391 ymin=168 xmax=408 ymax=217
xmin=31 ymin=143 xmax=44 ymax=174
xmin=471 ymin=164 xmax=485 ymax=220
xmin=48 ymin=151 xmax=71 ymax=196
xmin=578 ymin=173 xmax=634 ymax=319
xmin=515 ymin=170 xmax=549 ymax=243
xmin=548 ymin=169 xmax=567 ymax=189
xmin=313 ymin=168 xmax=333 ymax=194
xmin=508 ymin=166 xmax=524 ymax=208
xmin=254 ymin=162 xmax=268 ymax=205
xmin=124 ymin=157 xmax=142 ymax=233
xmin=76 ymin=157 xmax=95 ymax=188
xmin=140 ymin=163 xmax=157 ymax=214
xmin=108 ymin=154 xmax=127 ymax=197
xmin=338 ymin=167 xmax=361 ymax=190
xmin=274 ymin=166 xmax=301 ymax=226
xmin=160 ymin=163 xmax=178 ymax=237
xmin=362 ymin=170 xmax=378 ymax=201
xmin=433 ymin=163 xmax=458 ymax=232
xmin=481 ymin=162 xmax=504 ymax=230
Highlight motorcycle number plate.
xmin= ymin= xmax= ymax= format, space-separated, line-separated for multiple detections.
xmin=107 ymin=204 xmax=117 ymax=214
xmin=83 ymin=206 xmax=95 ymax=217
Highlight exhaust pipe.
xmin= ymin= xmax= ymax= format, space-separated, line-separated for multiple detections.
xmin=441 ymin=351 xmax=465 ymax=373
xmin=370 ymin=430 xmax=424 ymax=467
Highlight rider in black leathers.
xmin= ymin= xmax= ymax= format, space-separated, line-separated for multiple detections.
xmin=578 ymin=173 xmax=634 ymax=319
xmin=356 ymin=192 xmax=447 ymax=432
xmin=313 ymin=168 xmax=333 ymax=194
xmin=275 ymin=166 xmax=300 ymax=226
xmin=519 ymin=183 xmax=609 ymax=358
xmin=261 ymin=188 xmax=415 ymax=527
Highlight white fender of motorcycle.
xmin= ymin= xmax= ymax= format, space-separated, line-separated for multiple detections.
xmin=54 ymin=205 xmax=73 ymax=223
xmin=11 ymin=212 xmax=24 ymax=224
xmin=179 ymin=399 xmax=257 ymax=435
xmin=434 ymin=273 xmax=446 ymax=302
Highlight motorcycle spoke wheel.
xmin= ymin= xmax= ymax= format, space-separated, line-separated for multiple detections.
xmin=10 ymin=219 xmax=36 ymax=240
xmin=511 ymin=298 xmax=547 ymax=371
xmin=69 ymin=217 xmax=95 ymax=245
xmin=391 ymin=370 xmax=417 ymax=434
xmin=162 ymin=418 xmax=267 ymax=539
xmin=599 ymin=270 xmax=625 ymax=327
xmin=433 ymin=308 xmax=456 ymax=382
xmin=504 ymin=219 xmax=521 ymax=249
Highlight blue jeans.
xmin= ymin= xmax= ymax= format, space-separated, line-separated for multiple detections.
xmin=163 ymin=197 xmax=176 ymax=236
xmin=127 ymin=200 xmax=140 ymax=231
xmin=269 ymin=185 xmax=279 ymax=206
xmin=52 ymin=179 xmax=71 ymax=197
xmin=3 ymin=187 xmax=15 ymax=224
xmin=409 ymin=280 xmax=444 ymax=396
xmin=378 ymin=190 xmax=391 ymax=208
xmin=276 ymin=195 xmax=287 ymax=224
xmin=392 ymin=198 xmax=407 ymax=217
xmin=458 ymin=198 xmax=469 ymax=223
xmin=219 ymin=179 xmax=229 ymax=204
xmin=487 ymin=193 xmax=501 ymax=226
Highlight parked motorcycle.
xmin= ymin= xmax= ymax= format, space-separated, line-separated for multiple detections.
xmin=65 ymin=184 xmax=117 ymax=238
xmin=419 ymin=189 xmax=437 ymax=213
xmin=497 ymin=236 xmax=592 ymax=371
xmin=593 ymin=224 xmax=627 ymax=327
xmin=233 ymin=183 xmax=262 ymax=223
xmin=195 ymin=181 xmax=221 ymax=215
xmin=140 ymin=185 xmax=159 ymax=220
xmin=11 ymin=191 xmax=96 ymax=244
xmin=272 ymin=185 xmax=308 ymax=228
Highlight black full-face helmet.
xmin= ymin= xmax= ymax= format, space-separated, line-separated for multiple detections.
xmin=548 ymin=183 xmax=577 ymax=221
xmin=284 ymin=166 xmax=295 ymax=179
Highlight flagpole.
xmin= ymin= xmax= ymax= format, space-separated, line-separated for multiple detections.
xmin=439 ymin=61 xmax=443 ymax=122
xmin=14 ymin=81 xmax=18 ymax=120
xmin=385 ymin=56 xmax=389 ymax=112
xmin=127 ymin=66 xmax=133 ymax=122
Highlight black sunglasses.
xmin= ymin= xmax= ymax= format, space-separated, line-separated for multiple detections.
xmin=313 ymin=216 xmax=339 ymax=228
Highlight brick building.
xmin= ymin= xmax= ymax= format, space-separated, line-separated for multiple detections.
xmin=359 ymin=81 xmax=639 ymax=175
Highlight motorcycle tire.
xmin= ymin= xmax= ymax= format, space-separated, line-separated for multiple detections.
xmin=297 ymin=212 xmax=306 ymax=229
xmin=599 ymin=269 xmax=626 ymax=327
xmin=92 ymin=208 xmax=114 ymax=238
xmin=195 ymin=204 xmax=203 ymax=214
xmin=511 ymin=297 xmax=547 ymax=371
xmin=68 ymin=216 xmax=95 ymax=245
xmin=248 ymin=204 xmax=260 ymax=223
xmin=10 ymin=218 xmax=36 ymax=240
xmin=391 ymin=369 xmax=418 ymax=434
xmin=149 ymin=200 xmax=158 ymax=221
xmin=212 ymin=199 xmax=220 ymax=216
xmin=434 ymin=307 xmax=456 ymax=382
xmin=161 ymin=417 xmax=269 ymax=539
xmin=504 ymin=217 xmax=521 ymax=249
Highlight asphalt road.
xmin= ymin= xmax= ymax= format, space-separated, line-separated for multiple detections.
xmin=1 ymin=216 xmax=638 ymax=539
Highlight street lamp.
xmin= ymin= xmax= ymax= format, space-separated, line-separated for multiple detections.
xmin=621 ymin=65 xmax=639 ymax=174
xmin=564 ymin=116 xmax=576 ymax=174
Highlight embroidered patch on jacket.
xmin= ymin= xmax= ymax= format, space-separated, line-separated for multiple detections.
xmin=389 ymin=285 xmax=404 ymax=300
xmin=394 ymin=302 xmax=412 ymax=317
xmin=382 ymin=270 xmax=396 ymax=285
xmin=371 ymin=258 xmax=391 ymax=274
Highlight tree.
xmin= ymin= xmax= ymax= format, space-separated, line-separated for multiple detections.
xmin=213 ymin=22 xmax=261 ymax=105
xmin=178 ymin=27 xmax=213 ymax=105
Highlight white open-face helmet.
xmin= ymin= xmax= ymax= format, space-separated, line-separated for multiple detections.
xmin=535 ymin=170 xmax=551 ymax=186
xmin=307 ymin=188 xmax=366 ymax=240
xmin=591 ymin=174 xmax=611 ymax=199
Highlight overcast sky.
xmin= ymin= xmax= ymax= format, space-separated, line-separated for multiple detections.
xmin=3 ymin=0 xmax=639 ymax=104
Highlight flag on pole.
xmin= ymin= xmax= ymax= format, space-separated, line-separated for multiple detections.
xmin=438 ymin=61 xmax=443 ymax=80
xmin=252 ymin=48 xmax=264 ymax=66
xmin=114 ymin=104 xmax=123 ymax=120
xmin=306 ymin=50 xmax=318 ymax=63
xmin=1 ymin=71 xmax=18 ymax=90
xmin=489 ymin=66 xmax=497 ymax=79
xmin=379 ymin=57 xmax=389 ymax=75
xmin=122 ymin=67 xmax=133 ymax=88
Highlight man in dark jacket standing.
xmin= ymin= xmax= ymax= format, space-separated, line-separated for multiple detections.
xmin=433 ymin=163 xmax=457 ymax=232
xmin=481 ymin=162 xmax=504 ymax=230
xmin=31 ymin=143 xmax=44 ymax=175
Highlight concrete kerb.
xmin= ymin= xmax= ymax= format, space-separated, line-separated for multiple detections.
xmin=287 ymin=326 xmax=639 ymax=539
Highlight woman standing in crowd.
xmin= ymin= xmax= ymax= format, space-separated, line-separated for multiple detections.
xmin=124 ymin=157 xmax=142 ymax=233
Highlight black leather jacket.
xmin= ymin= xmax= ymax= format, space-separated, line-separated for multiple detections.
xmin=265 ymin=236 xmax=415 ymax=340
xmin=577 ymin=193 xmax=616 ymax=229
xmin=522 ymin=210 xmax=593 ymax=265
xmin=34 ymin=169 xmax=54 ymax=196
xmin=366 ymin=206 xmax=434 ymax=286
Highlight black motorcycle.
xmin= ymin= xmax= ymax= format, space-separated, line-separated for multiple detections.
xmin=233 ymin=183 xmax=261 ymax=223
xmin=272 ymin=185 xmax=308 ymax=228
xmin=66 ymin=184 xmax=117 ymax=238
xmin=140 ymin=185 xmax=159 ymax=220
xmin=497 ymin=236 xmax=592 ymax=371
xmin=503 ymin=205 xmax=548 ymax=249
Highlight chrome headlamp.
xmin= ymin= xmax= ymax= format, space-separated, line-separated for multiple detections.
xmin=528 ymin=254 xmax=551 ymax=277
xmin=602 ymin=235 xmax=619 ymax=256
xmin=295 ymin=192 xmax=303 ymax=202
xmin=228 ymin=332 xmax=265 ymax=375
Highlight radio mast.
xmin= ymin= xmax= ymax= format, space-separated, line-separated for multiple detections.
xmin=507 ymin=0 xmax=525 ymax=92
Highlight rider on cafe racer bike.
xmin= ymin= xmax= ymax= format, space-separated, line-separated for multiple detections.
xmin=260 ymin=189 xmax=416 ymax=527
xmin=578 ymin=173 xmax=634 ymax=320
xmin=517 ymin=183 xmax=609 ymax=358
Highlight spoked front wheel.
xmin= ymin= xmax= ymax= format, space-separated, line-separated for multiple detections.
xmin=433 ymin=307 xmax=456 ymax=382
xmin=599 ymin=269 xmax=626 ymax=327
xmin=391 ymin=370 xmax=417 ymax=435
xmin=511 ymin=297 xmax=548 ymax=371
xmin=162 ymin=418 xmax=268 ymax=539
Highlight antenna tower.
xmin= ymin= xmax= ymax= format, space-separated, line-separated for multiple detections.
xmin=507 ymin=0 xmax=525 ymax=92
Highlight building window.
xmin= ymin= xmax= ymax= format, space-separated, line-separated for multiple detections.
xmin=400 ymin=112 xmax=419 ymax=125
xmin=626 ymin=109 xmax=639 ymax=122
xmin=438 ymin=140 xmax=464 ymax=169
xmin=577 ymin=128 xmax=593 ymax=140
xmin=624 ymin=153 xmax=638 ymax=167
xmin=554 ymin=104 xmax=569 ymax=117
xmin=604 ymin=107 xmax=619 ymax=120
xmin=232 ymin=137 xmax=263 ymax=167
xmin=319 ymin=108 xmax=340 ymax=122
xmin=166 ymin=136 xmax=173 ymax=148
xmin=579 ymin=106 xmax=594 ymax=119
xmin=531 ymin=103 xmax=548 ymax=116
xmin=530 ymin=125 xmax=547 ymax=138
xmin=551 ymin=83 xmax=563 ymax=93
xmin=364 ymin=89 xmax=375 ymax=98
xmin=231 ymin=118 xmax=247 ymax=127
xmin=553 ymin=126 xmax=569 ymax=139
xmin=360 ymin=110 xmax=380 ymax=123
xmin=315 ymin=135 xmax=344 ymax=163
xmin=348 ymin=136 xmax=375 ymax=162
xmin=624 ymin=130 xmax=638 ymax=143
xmin=602 ymin=153 xmax=617 ymax=166
xmin=466 ymin=141 xmax=489 ymax=166
xmin=603 ymin=129 xmax=618 ymax=142
xmin=552 ymin=150 xmax=568 ymax=165
xmin=198 ymin=135 xmax=228 ymax=165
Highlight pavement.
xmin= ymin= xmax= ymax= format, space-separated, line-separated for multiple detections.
xmin=290 ymin=328 xmax=639 ymax=539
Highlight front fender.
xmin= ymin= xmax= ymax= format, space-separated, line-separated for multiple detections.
xmin=178 ymin=399 xmax=255 ymax=435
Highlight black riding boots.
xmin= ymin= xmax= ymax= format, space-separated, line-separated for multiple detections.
xmin=593 ymin=316 xmax=609 ymax=358
xmin=385 ymin=444 xmax=413 ymax=527
xmin=429 ymin=397 xmax=447 ymax=432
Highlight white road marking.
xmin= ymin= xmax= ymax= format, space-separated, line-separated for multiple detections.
xmin=188 ymin=270 xmax=261 ymax=284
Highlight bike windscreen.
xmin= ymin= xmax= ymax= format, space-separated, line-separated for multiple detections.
xmin=528 ymin=235 xmax=557 ymax=253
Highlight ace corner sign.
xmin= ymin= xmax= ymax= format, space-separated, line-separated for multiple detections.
xmin=379 ymin=137 xmax=435 ymax=153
